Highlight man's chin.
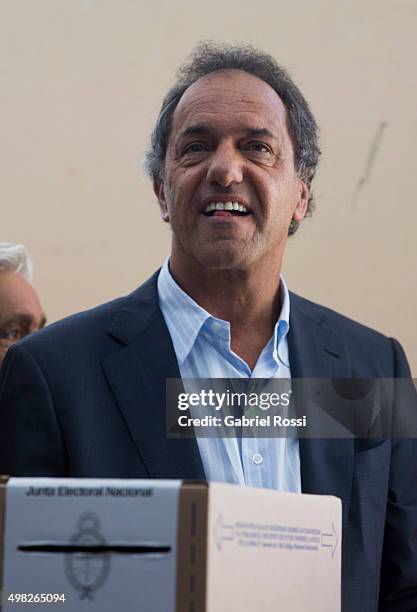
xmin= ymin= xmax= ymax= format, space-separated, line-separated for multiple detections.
xmin=193 ymin=244 xmax=255 ymax=271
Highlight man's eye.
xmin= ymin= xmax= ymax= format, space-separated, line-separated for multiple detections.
xmin=0 ymin=328 xmax=24 ymax=341
xmin=8 ymin=328 xmax=24 ymax=340
xmin=245 ymin=142 xmax=272 ymax=154
xmin=183 ymin=142 xmax=207 ymax=154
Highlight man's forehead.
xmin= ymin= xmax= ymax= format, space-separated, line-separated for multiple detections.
xmin=0 ymin=272 xmax=39 ymax=307
xmin=171 ymin=69 xmax=287 ymax=135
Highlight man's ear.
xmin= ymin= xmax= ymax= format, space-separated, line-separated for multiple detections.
xmin=153 ymin=180 xmax=170 ymax=223
xmin=292 ymin=180 xmax=309 ymax=222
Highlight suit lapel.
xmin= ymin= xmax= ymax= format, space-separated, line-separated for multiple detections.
xmin=102 ymin=272 xmax=205 ymax=480
xmin=288 ymin=293 xmax=354 ymax=531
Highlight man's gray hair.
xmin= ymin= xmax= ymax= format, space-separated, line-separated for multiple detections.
xmin=144 ymin=41 xmax=321 ymax=235
xmin=0 ymin=242 xmax=33 ymax=282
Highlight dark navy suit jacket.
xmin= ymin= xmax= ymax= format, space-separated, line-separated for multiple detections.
xmin=0 ymin=272 xmax=416 ymax=611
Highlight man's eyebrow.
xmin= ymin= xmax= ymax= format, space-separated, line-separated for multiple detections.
xmin=178 ymin=125 xmax=277 ymax=139
xmin=0 ymin=312 xmax=47 ymax=331
xmin=245 ymin=127 xmax=277 ymax=139
xmin=178 ymin=124 xmax=211 ymax=139
xmin=0 ymin=313 xmax=33 ymax=328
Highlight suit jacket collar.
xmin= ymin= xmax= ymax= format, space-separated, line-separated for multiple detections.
xmin=288 ymin=292 xmax=351 ymax=378
xmin=103 ymin=273 xmax=353 ymax=530
xmin=288 ymin=292 xmax=354 ymax=531
xmin=103 ymin=270 xmax=205 ymax=480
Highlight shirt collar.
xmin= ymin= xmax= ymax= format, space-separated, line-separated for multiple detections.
xmin=157 ymin=258 xmax=290 ymax=365
xmin=272 ymin=280 xmax=290 ymax=364
xmin=157 ymin=259 xmax=211 ymax=364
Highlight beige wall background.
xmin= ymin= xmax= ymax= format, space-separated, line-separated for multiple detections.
xmin=2 ymin=0 xmax=416 ymax=372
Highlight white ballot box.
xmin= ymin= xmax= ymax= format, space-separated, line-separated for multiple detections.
xmin=0 ymin=477 xmax=341 ymax=611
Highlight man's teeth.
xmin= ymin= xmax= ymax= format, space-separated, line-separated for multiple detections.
xmin=203 ymin=202 xmax=248 ymax=213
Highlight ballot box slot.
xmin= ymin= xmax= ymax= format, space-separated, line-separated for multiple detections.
xmin=17 ymin=543 xmax=171 ymax=555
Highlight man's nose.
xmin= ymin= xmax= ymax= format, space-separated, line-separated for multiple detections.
xmin=206 ymin=142 xmax=244 ymax=187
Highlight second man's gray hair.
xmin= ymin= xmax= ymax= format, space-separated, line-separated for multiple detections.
xmin=0 ymin=242 xmax=33 ymax=282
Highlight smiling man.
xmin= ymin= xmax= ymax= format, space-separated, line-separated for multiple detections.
xmin=0 ymin=44 xmax=416 ymax=611
xmin=153 ymin=68 xmax=308 ymax=370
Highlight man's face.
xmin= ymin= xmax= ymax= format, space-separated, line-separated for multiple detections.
xmin=154 ymin=69 xmax=309 ymax=272
xmin=0 ymin=271 xmax=46 ymax=364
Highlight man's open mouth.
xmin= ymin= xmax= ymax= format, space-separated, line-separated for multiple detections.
xmin=202 ymin=201 xmax=251 ymax=217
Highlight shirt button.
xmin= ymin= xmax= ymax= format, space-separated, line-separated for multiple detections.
xmin=211 ymin=322 xmax=222 ymax=332
xmin=252 ymin=453 xmax=263 ymax=465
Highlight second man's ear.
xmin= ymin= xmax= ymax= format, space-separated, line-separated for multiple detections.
xmin=153 ymin=180 xmax=170 ymax=222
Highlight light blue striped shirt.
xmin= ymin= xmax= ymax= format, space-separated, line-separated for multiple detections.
xmin=157 ymin=259 xmax=301 ymax=492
